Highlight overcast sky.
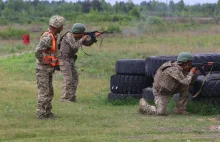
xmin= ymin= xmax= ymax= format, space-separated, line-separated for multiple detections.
xmin=62 ymin=0 xmax=218 ymax=5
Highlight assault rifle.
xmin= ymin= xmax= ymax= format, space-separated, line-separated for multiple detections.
xmin=84 ymin=31 xmax=113 ymax=43
xmin=192 ymin=62 xmax=220 ymax=98
xmin=192 ymin=62 xmax=220 ymax=76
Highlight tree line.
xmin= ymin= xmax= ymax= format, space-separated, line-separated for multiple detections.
xmin=0 ymin=0 xmax=220 ymax=24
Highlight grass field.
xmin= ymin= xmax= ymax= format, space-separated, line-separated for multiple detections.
xmin=0 ymin=24 xmax=220 ymax=141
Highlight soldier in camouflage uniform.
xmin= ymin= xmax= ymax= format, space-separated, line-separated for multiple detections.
xmin=59 ymin=23 xmax=100 ymax=102
xmin=138 ymin=52 xmax=200 ymax=115
xmin=36 ymin=15 xmax=65 ymax=119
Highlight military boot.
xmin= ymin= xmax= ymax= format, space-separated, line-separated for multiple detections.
xmin=61 ymin=96 xmax=77 ymax=103
xmin=38 ymin=112 xmax=56 ymax=120
xmin=138 ymin=98 xmax=148 ymax=114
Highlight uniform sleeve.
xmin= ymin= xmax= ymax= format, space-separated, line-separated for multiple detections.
xmin=190 ymin=73 xmax=199 ymax=85
xmin=35 ymin=33 xmax=52 ymax=61
xmin=64 ymin=32 xmax=82 ymax=53
xmin=166 ymin=67 xmax=193 ymax=86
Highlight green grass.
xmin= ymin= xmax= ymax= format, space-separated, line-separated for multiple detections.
xmin=1 ymin=24 xmax=220 ymax=141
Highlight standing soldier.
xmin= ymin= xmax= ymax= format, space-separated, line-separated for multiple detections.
xmin=36 ymin=15 xmax=65 ymax=119
xmin=59 ymin=23 xmax=100 ymax=102
xmin=138 ymin=52 xmax=200 ymax=115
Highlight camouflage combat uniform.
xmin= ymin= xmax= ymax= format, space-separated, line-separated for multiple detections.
xmin=140 ymin=61 xmax=197 ymax=115
xmin=59 ymin=32 xmax=94 ymax=102
xmin=35 ymin=15 xmax=64 ymax=119
xmin=36 ymin=29 xmax=57 ymax=118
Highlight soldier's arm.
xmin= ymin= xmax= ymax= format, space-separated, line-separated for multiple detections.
xmin=35 ymin=34 xmax=52 ymax=61
xmin=166 ymin=67 xmax=193 ymax=86
xmin=64 ymin=32 xmax=82 ymax=53
xmin=190 ymin=73 xmax=199 ymax=85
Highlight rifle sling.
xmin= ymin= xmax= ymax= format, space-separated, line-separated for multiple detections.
xmin=80 ymin=44 xmax=92 ymax=56
xmin=99 ymin=35 xmax=104 ymax=48
xmin=192 ymin=65 xmax=214 ymax=98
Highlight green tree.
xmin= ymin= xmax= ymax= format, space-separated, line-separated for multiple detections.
xmin=176 ymin=0 xmax=185 ymax=12
xmin=82 ymin=0 xmax=91 ymax=13
xmin=215 ymin=0 xmax=220 ymax=15
xmin=91 ymin=0 xmax=102 ymax=11
xmin=169 ymin=0 xmax=175 ymax=12
xmin=129 ymin=7 xmax=140 ymax=19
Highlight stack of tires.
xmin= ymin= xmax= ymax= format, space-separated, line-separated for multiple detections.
xmin=108 ymin=59 xmax=152 ymax=100
xmin=108 ymin=53 xmax=220 ymax=104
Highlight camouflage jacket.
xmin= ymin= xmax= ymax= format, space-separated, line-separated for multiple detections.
xmin=58 ymin=31 xmax=94 ymax=65
xmin=35 ymin=28 xmax=57 ymax=72
xmin=153 ymin=61 xmax=194 ymax=94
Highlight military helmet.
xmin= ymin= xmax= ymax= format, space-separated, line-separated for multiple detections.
xmin=72 ymin=23 xmax=85 ymax=34
xmin=177 ymin=52 xmax=193 ymax=62
xmin=49 ymin=15 xmax=65 ymax=28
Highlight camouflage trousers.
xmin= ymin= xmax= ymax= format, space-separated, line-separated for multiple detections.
xmin=143 ymin=87 xmax=189 ymax=115
xmin=60 ymin=61 xmax=78 ymax=101
xmin=36 ymin=69 xmax=54 ymax=117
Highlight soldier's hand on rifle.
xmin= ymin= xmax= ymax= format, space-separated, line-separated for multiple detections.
xmin=95 ymin=32 xmax=102 ymax=37
xmin=81 ymin=35 xmax=89 ymax=41
xmin=190 ymin=67 xmax=197 ymax=74
xmin=201 ymin=66 xmax=205 ymax=70
xmin=195 ymin=69 xmax=200 ymax=75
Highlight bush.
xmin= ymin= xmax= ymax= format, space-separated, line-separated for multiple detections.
xmin=167 ymin=99 xmax=220 ymax=116
xmin=75 ymin=13 xmax=132 ymax=23
xmin=0 ymin=19 xmax=8 ymax=25
xmin=137 ymin=16 xmax=168 ymax=34
xmin=106 ymin=24 xmax=121 ymax=33
xmin=0 ymin=27 xmax=29 ymax=39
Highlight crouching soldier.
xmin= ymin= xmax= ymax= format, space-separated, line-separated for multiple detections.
xmin=138 ymin=52 xmax=200 ymax=115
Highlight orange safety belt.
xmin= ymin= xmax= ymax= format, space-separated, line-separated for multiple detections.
xmin=41 ymin=32 xmax=60 ymax=67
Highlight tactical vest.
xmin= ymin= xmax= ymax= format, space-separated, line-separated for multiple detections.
xmin=58 ymin=31 xmax=78 ymax=60
xmin=41 ymin=32 xmax=60 ymax=67
xmin=153 ymin=61 xmax=180 ymax=93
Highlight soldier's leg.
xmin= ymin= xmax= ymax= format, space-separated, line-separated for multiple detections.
xmin=174 ymin=86 xmax=190 ymax=114
xmin=139 ymin=89 xmax=171 ymax=115
xmin=60 ymin=63 xmax=74 ymax=101
xmin=47 ymin=73 xmax=54 ymax=115
xmin=71 ymin=64 xmax=79 ymax=101
xmin=36 ymin=69 xmax=53 ymax=118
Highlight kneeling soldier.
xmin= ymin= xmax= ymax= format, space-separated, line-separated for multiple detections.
xmin=138 ymin=52 xmax=199 ymax=115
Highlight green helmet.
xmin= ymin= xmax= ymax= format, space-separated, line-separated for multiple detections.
xmin=177 ymin=52 xmax=193 ymax=62
xmin=49 ymin=15 xmax=65 ymax=28
xmin=72 ymin=23 xmax=85 ymax=34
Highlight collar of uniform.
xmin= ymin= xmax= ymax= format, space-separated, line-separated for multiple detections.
xmin=47 ymin=28 xmax=57 ymax=39
xmin=173 ymin=61 xmax=183 ymax=71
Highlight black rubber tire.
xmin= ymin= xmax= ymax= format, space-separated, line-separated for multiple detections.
xmin=108 ymin=93 xmax=142 ymax=100
xmin=145 ymin=56 xmax=177 ymax=77
xmin=110 ymin=74 xmax=152 ymax=94
xmin=115 ymin=59 xmax=145 ymax=75
xmin=192 ymin=96 xmax=220 ymax=106
xmin=145 ymin=53 xmax=220 ymax=78
xmin=192 ymin=74 xmax=220 ymax=97
xmin=173 ymin=93 xmax=193 ymax=102
xmin=193 ymin=53 xmax=220 ymax=72
xmin=141 ymin=87 xmax=192 ymax=103
xmin=142 ymin=87 xmax=154 ymax=102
